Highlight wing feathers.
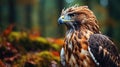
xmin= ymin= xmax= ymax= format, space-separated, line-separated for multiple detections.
xmin=88 ymin=34 xmax=120 ymax=67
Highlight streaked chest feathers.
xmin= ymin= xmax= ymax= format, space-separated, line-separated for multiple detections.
xmin=61 ymin=30 xmax=96 ymax=67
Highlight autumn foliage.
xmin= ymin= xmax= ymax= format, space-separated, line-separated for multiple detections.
xmin=0 ymin=24 xmax=63 ymax=67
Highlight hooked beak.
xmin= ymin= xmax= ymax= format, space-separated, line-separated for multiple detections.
xmin=58 ymin=16 xmax=74 ymax=24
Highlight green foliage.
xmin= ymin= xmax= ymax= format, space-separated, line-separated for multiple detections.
xmin=50 ymin=43 xmax=61 ymax=51
xmin=37 ymin=51 xmax=54 ymax=67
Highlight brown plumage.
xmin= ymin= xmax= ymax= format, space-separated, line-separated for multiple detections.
xmin=58 ymin=5 xmax=120 ymax=67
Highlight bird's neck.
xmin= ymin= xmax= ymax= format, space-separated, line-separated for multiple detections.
xmin=66 ymin=27 xmax=95 ymax=38
xmin=66 ymin=27 xmax=93 ymax=41
xmin=66 ymin=22 xmax=101 ymax=34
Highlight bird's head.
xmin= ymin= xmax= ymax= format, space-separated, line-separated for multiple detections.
xmin=58 ymin=5 xmax=100 ymax=33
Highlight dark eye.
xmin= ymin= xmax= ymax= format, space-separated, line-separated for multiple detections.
xmin=68 ymin=13 xmax=76 ymax=17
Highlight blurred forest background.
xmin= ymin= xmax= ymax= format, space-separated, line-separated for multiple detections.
xmin=0 ymin=0 xmax=120 ymax=67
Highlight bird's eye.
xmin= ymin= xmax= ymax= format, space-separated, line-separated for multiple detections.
xmin=68 ymin=13 xmax=75 ymax=17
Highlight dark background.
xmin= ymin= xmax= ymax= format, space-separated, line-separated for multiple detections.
xmin=0 ymin=0 xmax=120 ymax=39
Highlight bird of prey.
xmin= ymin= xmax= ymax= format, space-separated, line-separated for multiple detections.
xmin=58 ymin=5 xmax=120 ymax=67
